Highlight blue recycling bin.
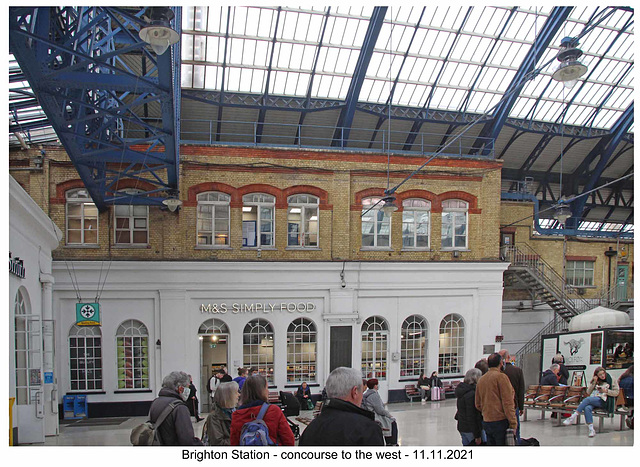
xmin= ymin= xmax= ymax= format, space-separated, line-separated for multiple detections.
xmin=63 ymin=395 xmax=88 ymax=419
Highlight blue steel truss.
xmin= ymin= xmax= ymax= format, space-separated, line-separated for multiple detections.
xmin=8 ymin=7 xmax=181 ymax=211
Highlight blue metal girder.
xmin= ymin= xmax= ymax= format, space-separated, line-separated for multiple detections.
xmin=8 ymin=6 xmax=180 ymax=211
xmin=471 ymin=6 xmax=573 ymax=155
xmin=567 ymin=103 xmax=634 ymax=229
xmin=331 ymin=7 xmax=387 ymax=148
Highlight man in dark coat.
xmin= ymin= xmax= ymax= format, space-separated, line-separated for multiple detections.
xmin=299 ymin=367 xmax=383 ymax=446
xmin=499 ymin=349 xmax=525 ymax=444
xmin=186 ymin=374 xmax=203 ymax=422
xmin=540 ymin=364 xmax=561 ymax=386
xmin=149 ymin=371 xmax=203 ymax=445
xmin=553 ymin=354 xmax=570 ymax=385
xmin=454 ymin=368 xmax=484 ymax=446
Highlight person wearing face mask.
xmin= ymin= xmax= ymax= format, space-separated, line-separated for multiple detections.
xmin=148 ymin=370 xmax=203 ymax=445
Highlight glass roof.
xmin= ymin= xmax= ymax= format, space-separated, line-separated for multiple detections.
xmin=182 ymin=6 xmax=633 ymax=131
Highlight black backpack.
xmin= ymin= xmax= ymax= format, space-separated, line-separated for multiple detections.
xmin=130 ymin=400 xmax=181 ymax=446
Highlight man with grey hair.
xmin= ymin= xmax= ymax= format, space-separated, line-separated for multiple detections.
xmin=148 ymin=371 xmax=203 ymax=445
xmin=498 ymin=349 xmax=525 ymax=444
xmin=299 ymin=367 xmax=383 ymax=446
xmin=540 ymin=363 xmax=561 ymax=386
xmin=552 ymin=353 xmax=569 ymax=385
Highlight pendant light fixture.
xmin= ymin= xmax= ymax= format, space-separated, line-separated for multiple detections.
xmin=552 ymin=36 xmax=588 ymax=89
xmin=139 ymin=7 xmax=180 ymax=56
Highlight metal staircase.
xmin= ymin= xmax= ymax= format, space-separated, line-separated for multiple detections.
xmin=501 ymin=244 xmax=595 ymax=366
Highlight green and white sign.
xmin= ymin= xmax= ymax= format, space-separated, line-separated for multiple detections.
xmin=76 ymin=303 xmax=101 ymax=326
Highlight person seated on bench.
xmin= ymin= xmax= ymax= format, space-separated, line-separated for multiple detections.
xmin=296 ymin=381 xmax=314 ymax=410
xmin=417 ymin=372 xmax=430 ymax=403
xmin=563 ymin=366 xmax=619 ymax=437
xmin=362 ymin=378 xmax=399 ymax=446
xmin=618 ymin=365 xmax=634 ymax=429
xmin=540 ymin=364 xmax=561 ymax=386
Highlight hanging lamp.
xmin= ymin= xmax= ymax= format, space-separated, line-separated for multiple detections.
xmin=139 ymin=7 xmax=180 ymax=55
xmin=552 ymin=37 xmax=588 ymax=88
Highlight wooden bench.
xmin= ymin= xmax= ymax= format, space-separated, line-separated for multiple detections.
xmin=442 ymin=380 xmax=461 ymax=398
xmin=295 ymin=401 xmax=323 ymax=426
xmin=268 ymin=391 xmax=282 ymax=406
xmin=405 ymin=384 xmax=422 ymax=402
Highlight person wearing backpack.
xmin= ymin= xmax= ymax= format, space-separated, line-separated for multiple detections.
xmin=229 ymin=375 xmax=295 ymax=446
xmin=148 ymin=371 xmax=203 ymax=445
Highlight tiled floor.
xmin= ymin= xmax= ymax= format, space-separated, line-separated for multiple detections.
xmin=39 ymin=399 xmax=633 ymax=447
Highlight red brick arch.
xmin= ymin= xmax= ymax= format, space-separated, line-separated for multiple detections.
xmin=396 ymin=189 xmax=439 ymax=213
xmin=352 ymin=188 xmax=387 ymax=211
xmin=52 ymin=179 xmax=86 ymax=204
xmin=186 ymin=182 xmax=239 ymax=207
xmin=283 ymin=185 xmax=332 ymax=210
xmin=237 ymin=184 xmax=285 ymax=208
xmin=439 ymin=191 xmax=481 ymax=214
xmin=107 ymin=178 xmax=159 ymax=195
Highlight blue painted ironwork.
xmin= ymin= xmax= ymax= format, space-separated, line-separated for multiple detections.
xmin=8 ymin=6 xmax=181 ymax=211
xmin=471 ymin=7 xmax=573 ymax=155
xmin=331 ymin=7 xmax=387 ymax=148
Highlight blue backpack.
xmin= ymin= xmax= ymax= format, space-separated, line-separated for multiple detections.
xmin=239 ymin=403 xmax=276 ymax=446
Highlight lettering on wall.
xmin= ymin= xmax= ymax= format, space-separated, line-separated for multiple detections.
xmin=9 ymin=252 xmax=25 ymax=279
xmin=200 ymin=302 xmax=316 ymax=314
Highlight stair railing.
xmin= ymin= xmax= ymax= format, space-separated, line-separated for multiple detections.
xmin=515 ymin=313 xmax=567 ymax=367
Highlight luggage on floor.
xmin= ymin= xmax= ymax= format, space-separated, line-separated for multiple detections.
xmin=431 ymin=387 xmax=443 ymax=401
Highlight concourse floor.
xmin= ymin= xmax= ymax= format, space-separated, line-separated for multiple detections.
xmin=39 ymin=398 xmax=633 ymax=447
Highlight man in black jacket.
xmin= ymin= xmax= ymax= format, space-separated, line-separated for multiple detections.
xmin=499 ymin=349 xmax=525 ymax=445
xmin=299 ymin=367 xmax=384 ymax=446
xmin=149 ymin=371 xmax=203 ymax=445
xmin=540 ymin=364 xmax=561 ymax=386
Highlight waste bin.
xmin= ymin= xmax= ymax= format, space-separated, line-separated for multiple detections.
xmin=63 ymin=395 xmax=88 ymax=419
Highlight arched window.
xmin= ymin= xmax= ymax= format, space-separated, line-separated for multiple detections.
xmin=69 ymin=325 xmax=103 ymax=391
xmin=401 ymin=315 xmax=427 ymax=377
xmin=14 ymin=289 xmax=40 ymax=405
xmin=197 ymin=192 xmax=230 ymax=246
xmin=243 ymin=319 xmax=274 ymax=382
xmin=287 ymin=194 xmax=319 ymax=247
xmin=116 ymin=320 xmax=149 ymax=389
xmin=114 ymin=189 xmax=148 ymax=244
xmin=286 ymin=318 xmax=317 ymax=383
xmin=441 ymin=199 xmax=468 ymax=249
xmin=361 ymin=316 xmax=389 ymax=380
xmin=438 ymin=314 xmax=464 ymax=375
xmin=242 ymin=193 xmax=275 ymax=247
xmin=66 ymin=188 xmax=98 ymax=245
xmin=402 ymin=199 xmax=431 ymax=249
xmin=361 ymin=197 xmax=391 ymax=248
xmin=198 ymin=318 xmax=229 ymax=335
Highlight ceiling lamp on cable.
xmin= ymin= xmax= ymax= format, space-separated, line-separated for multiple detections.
xmin=381 ymin=195 xmax=398 ymax=215
xmin=552 ymin=37 xmax=588 ymax=89
xmin=553 ymin=202 xmax=572 ymax=224
xmin=139 ymin=7 xmax=180 ymax=55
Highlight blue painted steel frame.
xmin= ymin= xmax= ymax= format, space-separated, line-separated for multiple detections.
xmin=8 ymin=7 xmax=180 ymax=211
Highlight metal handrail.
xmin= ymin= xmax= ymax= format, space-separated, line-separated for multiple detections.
xmin=501 ymin=244 xmax=593 ymax=316
xmin=515 ymin=314 xmax=567 ymax=367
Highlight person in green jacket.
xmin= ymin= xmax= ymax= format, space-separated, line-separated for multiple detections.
xmin=202 ymin=381 xmax=239 ymax=445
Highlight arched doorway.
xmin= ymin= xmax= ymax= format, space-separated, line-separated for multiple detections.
xmin=198 ymin=319 xmax=229 ymax=411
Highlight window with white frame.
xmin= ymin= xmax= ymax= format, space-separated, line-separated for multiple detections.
xmin=66 ymin=188 xmax=98 ymax=245
xmin=286 ymin=318 xmax=317 ymax=383
xmin=197 ymin=192 xmax=230 ymax=246
xmin=566 ymin=260 xmax=595 ymax=287
xmin=69 ymin=325 xmax=103 ymax=391
xmin=198 ymin=319 xmax=229 ymax=353
xmin=441 ymin=199 xmax=468 ymax=249
xmin=438 ymin=314 xmax=464 ymax=375
xmin=287 ymin=194 xmax=319 ymax=247
xmin=361 ymin=197 xmax=391 ymax=248
xmin=14 ymin=289 xmax=41 ymax=405
xmin=243 ymin=318 xmax=274 ymax=382
xmin=401 ymin=315 xmax=427 ymax=377
xmin=402 ymin=199 xmax=431 ymax=249
xmin=114 ymin=189 xmax=148 ymax=244
xmin=361 ymin=316 xmax=388 ymax=380
xmin=242 ymin=193 xmax=275 ymax=247
xmin=116 ymin=320 xmax=149 ymax=390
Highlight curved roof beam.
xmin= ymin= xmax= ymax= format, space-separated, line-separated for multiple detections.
xmin=470 ymin=6 xmax=572 ymax=155
xmin=331 ymin=6 xmax=387 ymax=147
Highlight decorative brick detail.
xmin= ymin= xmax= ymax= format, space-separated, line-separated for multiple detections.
xmin=52 ymin=179 xmax=85 ymax=204
xmin=565 ymin=256 xmax=597 ymax=262
xmin=108 ymin=178 xmax=159 ymax=195
xmin=396 ymin=189 xmax=439 ymax=213
xmin=351 ymin=188 xmax=386 ymax=211
xmin=439 ymin=191 xmax=481 ymax=214
xmin=186 ymin=182 xmax=239 ymax=207
xmin=236 ymin=184 xmax=286 ymax=208
xmin=283 ymin=185 xmax=332 ymax=210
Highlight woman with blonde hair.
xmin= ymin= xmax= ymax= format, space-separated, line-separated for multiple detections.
xmin=202 ymin=381 xmax=238 ymax=445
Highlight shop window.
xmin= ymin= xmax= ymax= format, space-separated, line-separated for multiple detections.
xmin=242 ymin=194 xmax=275 ymax=248
xmin=287 ymin=194 xmax=319 ymax=247
xmin=361 ymin=197 xmax=391 ymax=248
xmin=401 ymin=315 xmax=427 ymax=377
xmin=114 ymin=189 xmax=148 ymax=245
xmin=69 ymin=325 xmax=103 ymax=391
xmin=66 ymin=188 xmax=98 ymax=245
xmin=402 ymin=199 xmax=431 ymax=249
xmin=286 ymin=318 xmax=317 ymax=383
xmin=361 ymin=316 xmax=388 ymax=380
xmin=566 ymin=260 xmax=595 ymax=287
xmin=438 ymin=314 xmax=464 ymax=375
xmin=197 ymin=192 xmax=230 ymax=246
xmin=605 ymin=330 xmax=633 ymax=370
xmin=441 ymin=199 xmax=468 ymax=249
xmin=243 ymin=319 xmax=274 ymax=382
xmin=116 ymin=320 xmax=149 ymax=390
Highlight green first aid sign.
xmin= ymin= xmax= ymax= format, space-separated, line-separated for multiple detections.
xmin=76 ymin=303 xmax=101 ymax=326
